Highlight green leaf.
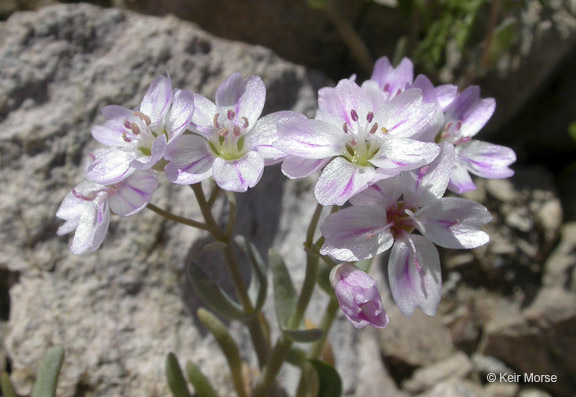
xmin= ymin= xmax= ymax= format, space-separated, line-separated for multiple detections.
xmin=569 ymin=122 xmax=576 ymax=143
xmin=197 ymin=309 xmax=247 ymax=397
xmin=270 ymin=249 xmax=297 ymax=327
xmin=285 ymin=347 xmax=307 ymax=367
xmin=187 ymin=261 xmax=250 ymax=321
xmin=309 ymin=359 xmax=342 ymax=397
xmin=1 ymin=372 xmax=16 ymax=397
xmin=165 ymin=353 xmax=190 ymax=397
xmin=235 ymin=236 xmax=268 ymax=314
xmin=31 ymin=346 xmax=64 ymax=397
xmin=282 ymin=328 xmax=323 ymax=343
xmin=306 ymin=0 xmax=330 ymax=10
xmin=317 ymin=261 xmax=334 ymax=296
xmin=186 ymin=361 xmax=218 ymax=397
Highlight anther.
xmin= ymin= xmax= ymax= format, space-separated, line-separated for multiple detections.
xmin=213 ymin=113 xmax=221 ymax=128
xmin=381 ymin=127 xmax=389 ymax=134
xmin=242 ymin=116 xmax=249 ymax=129
xmin=218 ymin=129 xmax=229 ymax=137
xmin=366 ymin=112 xmax=374 ymax=123
xmin=351 ymin=109 xmax=359 ymax=122
xmin=123 ymin=119 xmax=131 ymax=129
xmin=369 ymin=123 xmax=379 ymax=134
xmin=233 ymin=125 xmax=241 ymax=137
xmin=130 ymin=122 xmax=140 ymax=135
xmin=343 ymin=123 xmax=349 ymax=134
xmin=227 ymin=109 xmax=235 ymax=121
xmin=446 ymin=122 xmax=453 ymax=131
xmin=455 ymin=120 xmax=463 ymax=131
xmin=122 ymin=133 xmax=132 ymax=143
xmin=134 ymin=111 xmax=151 ymax=126
xmin=350 ymin=138 xmax=357 ymax=146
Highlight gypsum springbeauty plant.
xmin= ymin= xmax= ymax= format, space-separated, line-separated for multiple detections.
xmin=56 ymin=57 xmax=516 ymax=396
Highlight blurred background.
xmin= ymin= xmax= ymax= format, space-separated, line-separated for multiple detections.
xmin=1 ymin=1 xmax=576 ymax=396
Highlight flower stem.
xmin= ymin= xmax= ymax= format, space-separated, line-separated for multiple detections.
xmin=191 ymin=183 xmax=269 ymax=368
xmin=253 ymin=203 xmax=325 ymax=396
xmin=146 ymin=203 xmax=214 ymax=232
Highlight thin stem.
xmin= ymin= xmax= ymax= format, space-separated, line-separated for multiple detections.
xmin=253 ymin=204 xmax=325 ymax=397
xmin=191 ymin=183 xmax=269 ymax=368
xmin=208 ymin=184 xmax=222 ymax=208
xmin=146 ymin=203 xmax=214 ymax=232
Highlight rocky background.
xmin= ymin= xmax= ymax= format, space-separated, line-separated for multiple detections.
xmin=1 ymin=1 xmax=576 ymax=397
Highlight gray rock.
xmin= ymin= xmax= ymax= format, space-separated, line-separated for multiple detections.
xmin=0 ymin=4 xmax=332 ymax=396
xmin=403 ymin=352 xmax=473 ymax=394
xmin=543 ymin=222 xmax=576 ymax=291
xmin=471 ymin=354 xmax=514 ymax=378
xmin=481 ymin=288 xmax=576 ymax=396
xmin=485 ymin=383 xmax=520 ymax=397
xmin=415 ymin=378 xmax=485 ymax=397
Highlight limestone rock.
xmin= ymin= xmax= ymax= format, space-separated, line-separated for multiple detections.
xmin=0 ymin=4 xmax=329 ymax=396
xmin=403 ymin=352 xmax=473 ymax=394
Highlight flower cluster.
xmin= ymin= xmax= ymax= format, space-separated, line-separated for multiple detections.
xmin=57 ymin=57 xmax=516 ymax=329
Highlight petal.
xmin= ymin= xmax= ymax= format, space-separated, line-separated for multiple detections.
xmin=445 ymin=86 xmax=495 ymax=137
xmin=248 ymin=111 xmax=304 ymax=160
xmin=276 ymin=118 xmax=346 ymax=159
xmin=371 ymin=56 xmax=413 ymax=96
xmin=130 ymin=134 xmax=167 ymax=170
xmin=70 ymin=195 xmax=110 ymax=255
xmin=371 ymin=138 xmax=440 ymax=173
xmin=320 ymin=205 xmax=393 ymax=261
xmin=190 ymin=94 xmax=217 ymax=137
xmin=375 ymin=88 xmax=443 ymax=139
xmin=388 ymin=235 xmax=442 ymax=317
xmin=401 ymin=143 xmax=455 ymax=207
xmin=236 ymin=75 xmax=266 ymax=127
xmin=140 ymin=75 xmax=173 ymax=128
xmin=448 ymin=164 xmax=476 ymax=194
xmin=417 ymin=197 xmax=492 ymax=249
xmin=109 ymin=170 xmax=159 ymax=216
xmin=86 ymin=148 xmax=137 ymax=184
xmin=164 ymin=135 xmax=215 ymax=185
xmin=314 ymin=157 xmax=376 ymax=206
xmin=281 ymin=157 xmax=329 ymax=179
xmin=215 ymin=73 xmax=245 ymax=108
xmin=165 ymin=89 xmax=195 ymax=141
xmin=317 ymin=79 xmax=372 ymax=126
xmin=349 ymin=176 xmax=403 ymax=207
xmin=90 ymin=197 xmax=110 ymax=251
xmin=101 ymin=105 xmax=132 ymax=121
xmin=91 ymin=122 xmax=131 ymax=148
xmin=212 ymin=152 xmax=264 ymax=192
xmin=458 ymin=140 xmax=516 ymax=179
xmin=435 ymin=84 xmax=458 ymax=110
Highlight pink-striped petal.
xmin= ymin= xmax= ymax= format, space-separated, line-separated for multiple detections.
xmin=315 ymin=157 xmax=375 ymax=206
xmin=212 ymin=152 xmax=264 ymax=192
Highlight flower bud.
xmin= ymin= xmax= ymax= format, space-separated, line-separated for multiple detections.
xmin=330 ymin=263 xmax=389 ymax=329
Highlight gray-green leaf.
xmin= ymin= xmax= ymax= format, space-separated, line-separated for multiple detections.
xmin=309 ymin=359 xmax=342 ymax=397
xmin=270 ymin=249 xmax=297 ymax=327
xmin=165 ymin=353 xmax=190 ymax=397
xmin=31 ymin=346 xmax=64 ymax=397
xmin=186 ymin=361 xmax=218 ymax=397
xmin=235 ymin=236 xmax=268 ymax=314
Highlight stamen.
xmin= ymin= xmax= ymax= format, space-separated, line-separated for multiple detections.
xmin=351 ymin=109 xmax=359 ymax=122
xmin=369 ymin=123 xmax=379 ymax=134
xmin=233 ymin=125 xmax=241 ymax=136
xmin=343 ymin=123 xmax=349 ymax=134
xmin=381 ymin=127 xmax=389 ymax=134
xmin=455 ymin=120 xmax=462 ymax=130
xmin=134 ymin=111 xmax=151 ymax=126
xmin=383 ymin=83 xmax=390 ymax=93
xmin=218 ymin=129 xmax=229 ymax=137
xmin=72 ymin=189 xmax=94 ymax=201
xmin=130 ymin=122 xmax=140 ymax=135
xmin=242 ymin=116 xmax=249 ymax=129
xmin=366 ymin=112 xmax=374 ymax=123
xmin=227 ymin=109 xmax=235 ymax=121
xmin=213 ymin=113 xmax=221 ymax=128
xmin=350 ymin=138 xmax=357 ymax=146
xmin=123 ymin=119 xmax=131 ymax=129
xmin=122 ymin=133 xmax=132 ymax=143
xmin=445 ymin=122 xmax=453 ymax=131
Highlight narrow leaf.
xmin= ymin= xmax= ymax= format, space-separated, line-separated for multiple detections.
xmin=165 ymin=353 xmax=190 ymax=397
xmin=31 ymin=346 xmax=64 ymax=397
xmin=186 ymin=361 xmax=218 ymax=397
xmin=285 ymin=348 xmax=307 ymax=367
xmin=197 ymin=309 xmax=248 ymax=397
xmin=317 ymin=261 xmax=334 ymax=296
xmin=1 ymin=373 xmax=16 ymax=397
xmin=187 ymin=261 xmax=250 ymax=321
xmin=309 ymin=359 xmax=342 ymax=397
xmin=235 ymin=236 xmax=268 ymax=313
xmin=282 ymin=328 xmax=323 ymax=343
xmin=270 ymin=249 xmax=297 ymax=327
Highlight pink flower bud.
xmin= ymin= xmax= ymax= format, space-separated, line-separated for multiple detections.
xmin=330 ymin=263 xmax=389 ymax=329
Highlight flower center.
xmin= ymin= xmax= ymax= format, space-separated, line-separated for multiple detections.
xmin=341 ymin=109 xmax=385 ymax=166
xmin=121 ymin=111 xmax=164 ymax=156
xmin=386 ymin=201 xmax=417 ymax=238
xmin=435 ymin=120 xmax=470 ymax=145
xmin=208 ymin=110 xmax=249 ymax=161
